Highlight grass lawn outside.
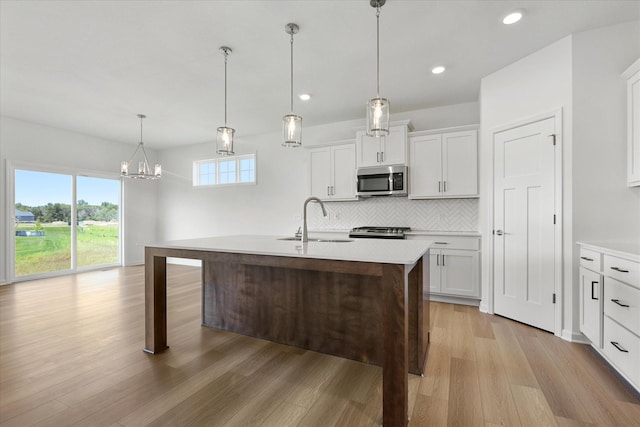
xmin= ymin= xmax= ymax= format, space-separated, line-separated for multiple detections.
xmin=15 ymin=222 xmax=119 ymax=277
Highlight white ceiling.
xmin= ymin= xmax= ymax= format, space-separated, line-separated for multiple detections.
xmin=1 ymin=0 xmax=639 ymax=149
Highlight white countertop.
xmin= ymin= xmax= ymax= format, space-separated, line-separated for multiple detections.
xmin=148 ymin=235 xmax=432 ymax=265
xmin=309 ymin=229 xmax=481 ymax=237
xmin=576 ymin=241 xmax=640 ymax=260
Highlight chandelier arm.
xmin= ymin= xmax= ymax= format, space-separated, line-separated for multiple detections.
xmin=126 ymin=143 xmax=142 ymax=165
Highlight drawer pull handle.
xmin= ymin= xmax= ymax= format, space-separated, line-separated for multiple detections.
xmin=611 ymin=299 xmax=630 ymax=308
xmin=580 ymin=256 xmax=594 ymax=261
xmin=434 ymin=242 xmax=449 ymax=245
xmin=610 ymin=266 xmax=629 ymax=273
xmin=610 ymin=341 xmax=629 ymax=353
xmin=591 ymin=281 xmax=598 ymax=300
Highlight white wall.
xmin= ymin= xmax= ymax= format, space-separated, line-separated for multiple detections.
xmin=156 ymin=102 xmax=479 ymax=241
xmin=0 ymin=116 xmax=158 ymax=283
xmin=571 ymin=21 xmax=640 ymax=328
xmin=479 ymin=20 xmax=640 ymax=340
xmin=479 ymin=36 xmax=573 ymax=330
xmin=572 ymin=21 xmax=640 ymax=240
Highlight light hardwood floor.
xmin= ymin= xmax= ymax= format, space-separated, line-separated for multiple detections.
xmin=1 ymin=265 xmax=639 ymax=426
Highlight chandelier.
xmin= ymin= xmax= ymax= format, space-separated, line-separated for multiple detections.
xmin=120 ymin=114 xmax=161 ymax=179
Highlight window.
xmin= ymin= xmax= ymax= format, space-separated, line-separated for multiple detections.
xmin=193 ymin=154 xmax=256 ymax=187
xmin=12 ymin=166 xmax=120 ymax=280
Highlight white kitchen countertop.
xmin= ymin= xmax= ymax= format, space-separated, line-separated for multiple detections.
xmin=309 ymin=229 xmax=481 ymax=237
xmin=576 ymin=241 xmax=640 ymax=260
xmin=406 ymin=230 xmax=481 ymax=237
xmin=147 ymin=235 xmax=432 ymax=265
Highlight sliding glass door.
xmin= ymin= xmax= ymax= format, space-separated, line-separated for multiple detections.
xmin=14 ymin=169 xmax=72 ymax=276
xmin=12 ymin=166 xmax=121 ymax=280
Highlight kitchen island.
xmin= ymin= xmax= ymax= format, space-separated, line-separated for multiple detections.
xmin=144 ymin=235 xmax=431 ymax=427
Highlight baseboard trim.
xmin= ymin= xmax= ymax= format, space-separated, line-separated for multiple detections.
xmin=562 ymin=329 xmax=589 ymax=343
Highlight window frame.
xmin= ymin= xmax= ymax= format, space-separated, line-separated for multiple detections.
xmin=193 ymin=153 xmax=257 ymax=187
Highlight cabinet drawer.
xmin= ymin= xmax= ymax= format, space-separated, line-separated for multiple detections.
xmin=604 ymin=277 xmax=640 ymax=335
xmin=603 ymin=316 xmax=640 ymax=388
xmin=427 ymin=236 xmax=479 ymax=251
xmin=604 ymin=255 xmax=640 ymax=287
xmin=579 ymin=248 xmax=602 ymax=272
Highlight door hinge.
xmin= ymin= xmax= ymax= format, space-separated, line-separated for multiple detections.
xmin=549 ymin=134 xmax=556 ymax=145
xmin=552 ymin=293 xmax=556 ymax=304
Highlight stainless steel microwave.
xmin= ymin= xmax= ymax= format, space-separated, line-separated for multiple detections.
xmin=356 ymin=165 xmax=408 ymax=197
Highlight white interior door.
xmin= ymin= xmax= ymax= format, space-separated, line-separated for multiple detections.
xmin=493 ymin=117 xmax=557 ymax=332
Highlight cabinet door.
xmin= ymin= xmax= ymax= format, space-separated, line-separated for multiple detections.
xmin=331 ymin=144 xmax=357 ymax=200
xmin=356 ymin=131 xmax=381 ymax=167
xmin=442 ymin=130 xmax=477 ymax=197
xmin=429 ymin=251 xmax=441 ymax=294
xmin=309 ymin=147 xmax=332 ymax=199
xmin=580 ymin=267 xmax=603 ymax=347
xmin=409 ymin=134 xmax=442 ymax=198
xmin=440 ymin=249 xmax=479 ymax=298
xmin=381 ymin=125 xmax=407 ymax=165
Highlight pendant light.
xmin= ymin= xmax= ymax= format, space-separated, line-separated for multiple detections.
xmin=217 ymin=46 xmax=235 ymax=156
xmin=120 ymin=114 xmax=161 ymax=179
xmin=366 ymin=0 xmax=390 ymax=137
xmin=282 ymin=23 xmax=302 ymax=147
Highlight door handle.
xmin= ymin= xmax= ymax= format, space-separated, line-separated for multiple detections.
xmin=380 ymin=152 xmax=384 ymax=163
xmin=495 ymin=230 xmax=509 ymax=236
xmin=591 ymin=281 xmax=598 ymax=300
xmin=327 ymin=186 xmax=331 ymax=196
xmin=436 ymin=254 xmax=439 ymax=266
xmin=442 ymin=254 xmax=445 ymax=266
xmin=443 ymin=180 xmax=447 ymax=192
xmin=580 ymin=256 xmax=593 ymax=261
xmin=438 ymin=181 xmax=442 ymax=192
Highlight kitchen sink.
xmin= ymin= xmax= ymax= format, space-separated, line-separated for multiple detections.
xmin=278 ymin=237 xmax=353 ymax=243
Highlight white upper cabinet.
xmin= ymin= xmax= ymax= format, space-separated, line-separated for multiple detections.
xmin=409 ymin=128 xmax=478 ymax=199
xmin=309 ymin=142 xmax=357 ymax=201
xmin=356 ymin=124 xmax=409 ymax=167
xmin=623 ymin=58 xmax=640 ymax=187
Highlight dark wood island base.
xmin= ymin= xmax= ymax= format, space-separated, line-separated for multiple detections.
xmin=144 ymin=242 xmax=430 ymax=427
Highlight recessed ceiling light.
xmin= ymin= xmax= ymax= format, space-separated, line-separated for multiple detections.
xmin=431 ymin=66 xmax=445 ymax=74
xmin=299 ymin=93 xmax=311 ymax=101
xmin=503 ymin=11 xmax=523 ymax=25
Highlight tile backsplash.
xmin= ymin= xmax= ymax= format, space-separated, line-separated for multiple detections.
xmin=309 ymin=197 xmax=478 ymax=231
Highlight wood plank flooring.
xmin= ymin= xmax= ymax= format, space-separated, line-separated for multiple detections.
xmin=1 ymin=265 xmax=639 ymax=426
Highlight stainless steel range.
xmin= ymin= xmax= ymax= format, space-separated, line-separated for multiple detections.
xmin=349 ymin=226 xmax=411 ymax=240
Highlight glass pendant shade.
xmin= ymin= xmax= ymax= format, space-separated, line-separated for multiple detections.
xmin=216 ymin=126 xmax=235 ymax=155
xmin=121 ymin=114 xmax=161 ymax=180
xmin=282 ymin=114 xmax=302 ymax=147
xmin=366 ymin=97 xmax=390 ymax=137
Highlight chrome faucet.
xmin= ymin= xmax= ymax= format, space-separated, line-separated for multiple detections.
xmin=302 ymin=196 xmax=327 ymax=242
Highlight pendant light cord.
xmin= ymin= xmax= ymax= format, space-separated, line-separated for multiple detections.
xmin=290 ymin=29 xmax=294 ymax=113
xmin=223 ymin=49 xmax=228 ymax=126
xmin=376 ymin=5 xmax=380 ymax=98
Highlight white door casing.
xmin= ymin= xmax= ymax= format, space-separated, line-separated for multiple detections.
xmin=493 ymin=116 xmax=557 ymax=332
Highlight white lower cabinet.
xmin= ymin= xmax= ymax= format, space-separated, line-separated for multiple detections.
xmin=409 ymin=234 xmax=480 ymax=303
xmin=579 ymin=266 xmax=603 ymax=347
xmin=577 ymin=242 xmax=640 ymax=393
